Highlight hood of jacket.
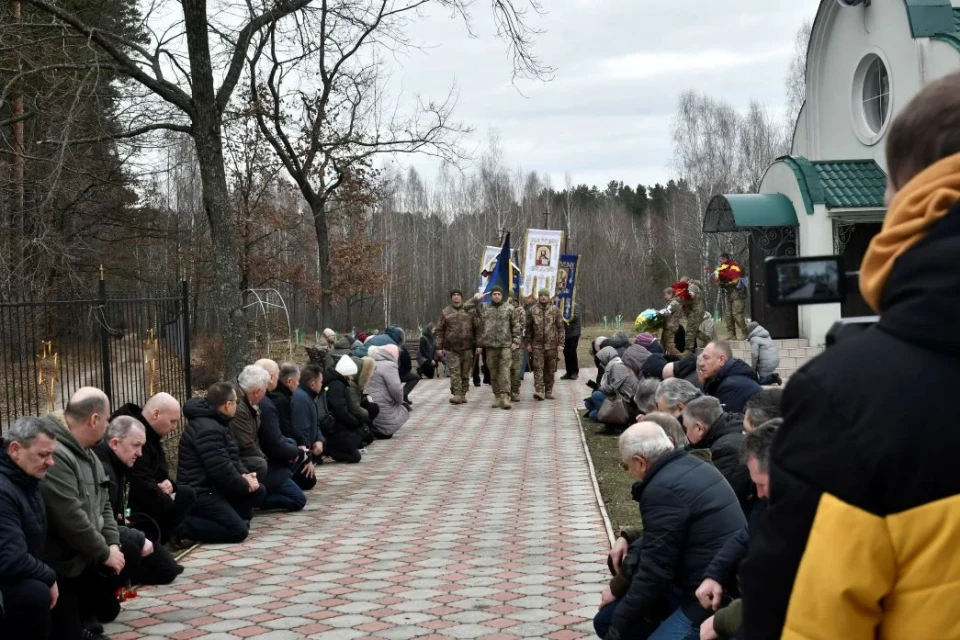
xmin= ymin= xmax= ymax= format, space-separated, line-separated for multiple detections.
xmin=622 ymin=344 xmax=653 ymax=374
xmin=333 ymin=337 xmax=353 ymax=350
xmin=183 ymin=396 xmax=232 ymax=424
xmin=702 ymin=412 xmax=745 ymax=449
xmin=748 ymin=325 xmax=771 ymax=341
xmin=879 ymin=200 xmax=960 ymax=355
xmin=385 ymin=326 xmax=405 ymax=345
xmin=596 ymin=346 xmax=619 ymax=366
xmin=323 ymin=367 xmax=347 ymax=387
xmin=712 ymin=358 xmax=758 ymax=385
xmin=374 ymin=349 xmax=398 ymax=364
xmin=0 ymin=446 xmax=40 ymax=491
xmin=422 ymin=323 xmax=434 ymax=339
xmin=358 ymin=357 xmax=376 ymax=390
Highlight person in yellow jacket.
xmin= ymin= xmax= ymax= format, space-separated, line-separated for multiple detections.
xmin=740 ymin=71 xmax=960 ymax=639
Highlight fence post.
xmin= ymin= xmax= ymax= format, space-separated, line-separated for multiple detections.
xmin=98 ymin=266 xmax=114 ymax=401
xmin=182 ymin=277 xmax=193 ymax=399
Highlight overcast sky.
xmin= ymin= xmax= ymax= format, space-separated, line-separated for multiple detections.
xmin=381 ymin=0 xmax=821 ymax=190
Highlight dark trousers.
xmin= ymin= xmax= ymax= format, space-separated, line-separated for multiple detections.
xmin=400 ymin=371 xmax=419 ymax=402
xmin=290 ymin=459 xmax=318 ymax=491
xmin=129 ymin=484 xmax=196 ymax=545
xmin=472 ymin=348 xmax=489 ymax=385
xmin=0 ymin=578 xmax=51 ymax=640
xmin=419 ymin=360 xmax=437 ymax=379
xmin=180 ymin=487 xmax=266 ymax=544
xmin=564 ymin=335 xmax=581 ymax=376
xmin=260 ymin=477 xmax=306 ymax=512
xmin=50 ymin=535 xmax=143 ymax=639
xmin=326 ymin=430 xmax=364 ymax=463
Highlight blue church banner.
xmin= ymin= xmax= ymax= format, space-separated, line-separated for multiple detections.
xmin=555 ymin=254 xmax=579 ymax=322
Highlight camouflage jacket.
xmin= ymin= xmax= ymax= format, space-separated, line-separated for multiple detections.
xmin=473 ymin=302 xmax=521 ymax=349
xmin=682 ymin=279 xmax=705 ymax=315
xmin=664 ymin=298 xmax=683 ymax=329
xmin=526 ymin=302 xmax=565 ymax=349
xmin=512 ymin=304 xmax=527 ymax=341
xmin=435 ymin=304 xmax=478 ymax=352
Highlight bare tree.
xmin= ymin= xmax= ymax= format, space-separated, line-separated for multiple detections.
xmin=785 ymin=19 xmax=812 ymax=131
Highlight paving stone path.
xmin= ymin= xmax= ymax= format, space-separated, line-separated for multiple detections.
xmin=106 ymin=371 xmax=612 ymax=640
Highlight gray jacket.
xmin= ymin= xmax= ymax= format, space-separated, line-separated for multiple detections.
xmin=42 ymin=413 xmax=120 ymax=577
xmin=598 ymin=347 xmax=640 ymax=403
xmin=748 ymin=325 xmax=780 ymax=377
xmin=366 ymin=351 xmax=409 ymax=437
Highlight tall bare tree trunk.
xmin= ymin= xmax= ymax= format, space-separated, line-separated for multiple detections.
xmin=305 ymin=192 xmax=333 ymax=328
xmin=183 ymin=0 xmax=247 ymax=376
xmin=8 ymin=0 xmax=25 ymax=281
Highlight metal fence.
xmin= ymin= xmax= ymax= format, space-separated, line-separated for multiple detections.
xmin=0 ymin=277 xmax=192 ymax=433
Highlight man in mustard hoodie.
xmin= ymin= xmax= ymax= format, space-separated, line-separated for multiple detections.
xmin=741 ymin=71 xmax=960 ymax=639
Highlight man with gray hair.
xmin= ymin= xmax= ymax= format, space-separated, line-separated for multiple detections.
xmin=655 ymin=378 xmax=702 ymax=421
xmin=110 ymin=392 xmax=194 ymax=545
xmin=0 ymin=417 xmax=58 ymax=640
xmin=93 ymin=417 xmax=183 ymax=588
xmin=682 ymin=396 xmax=752 ymax=514
xmin=599 ymin=422 xmax=746 ymax=640
xmin=231 ymin=364 xmax=272 ymax=481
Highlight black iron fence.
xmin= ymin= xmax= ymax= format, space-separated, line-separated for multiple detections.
xmin=0 ymin=277 xmax=192 ymax=433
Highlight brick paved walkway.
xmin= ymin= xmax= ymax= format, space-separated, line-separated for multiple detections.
xmin=105 ymin=372 xmax=612 ymax=639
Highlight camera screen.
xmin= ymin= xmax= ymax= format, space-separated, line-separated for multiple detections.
xmin=770 ymin=257 xmax=844 ymax=305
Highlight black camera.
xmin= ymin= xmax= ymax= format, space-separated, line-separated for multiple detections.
xmin=764 ymin=255 xmax=877 ymax=347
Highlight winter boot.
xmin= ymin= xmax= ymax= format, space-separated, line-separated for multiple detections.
xmin=545 ymin=391 xmax=555 ymax=400
xmin=511 ymin=393 xmax=521 ymax=402
xmin=533 ymin=391 xmax=545 ymax=401
xmin=501 ymin=394 xmax=512 ymax=410
xmin=449 ymin=395 xmax=461 ymax=405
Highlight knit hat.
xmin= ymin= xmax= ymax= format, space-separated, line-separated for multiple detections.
xmin=538 ymin=287 xmax=551 ymax=297
xmin=335 ymin=355 xmax=358 ymax=377
xmin=450 ymin=288 xmax=463 ymax=298
xmin=746 ymin=321 xmax=759 ymax=334
xmin=634 ymin=332 xmax=656 ymax=347
xmin=491 ymin=285 xmax=504 ymax=295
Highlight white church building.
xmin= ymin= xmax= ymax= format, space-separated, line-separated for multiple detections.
xmin=704 ymin=0 xmax=960 ymax=345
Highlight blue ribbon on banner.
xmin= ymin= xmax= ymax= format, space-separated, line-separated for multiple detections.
xmin=555 ymin=254 xmax=579 ymax=321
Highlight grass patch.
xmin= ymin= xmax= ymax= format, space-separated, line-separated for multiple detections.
xmin=578 ymin=408 xmax=641 ymax=535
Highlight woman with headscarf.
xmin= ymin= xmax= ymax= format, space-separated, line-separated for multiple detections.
xmin=365 ymin=344 xmax=410 ymax=439
xmin=418 ymin=323 xmax=440 ymax=379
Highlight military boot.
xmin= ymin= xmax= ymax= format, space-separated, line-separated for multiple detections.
xmin=491 ymin=396 xmax=501 ymax=408
xmin=511 ymin=392 xmax=520 ymax=402
xmin=501 ymin=394 xmax=512 ymax=410
xmin=545 ymin=391 xmax=555 ymax=400
xmin=533 ymin=391 xmax=545 ymax=401
xmin=459 ymin=394 xmax=468 ymax=404
xmin=449 ymin=395 xmax=461 ymax=405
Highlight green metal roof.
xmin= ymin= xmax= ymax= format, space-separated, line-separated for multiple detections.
xmin=772 ymin=156 xmax=887 ymax=213
xmin=932 ymin=8 xmax=960 ymax=51
xmin=703 ymin=194 xmax=798 ymax=233
xmin=903 ymin=0 xmax=956 ymax=38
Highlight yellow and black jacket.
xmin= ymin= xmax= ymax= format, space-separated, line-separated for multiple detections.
xmin=741 ymin=193 xmax=960 ymax=638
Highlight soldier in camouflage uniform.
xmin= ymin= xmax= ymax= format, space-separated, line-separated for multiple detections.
xmin=435 ymin=288 xmax=479 ymax=405
xmin=680 ymin=277 xmax=705 ymax=354
xmin=719 ymin=253 xmax=748 ymax=340
xmin=661 ymin=288 xmax=683 ymax=358
xmin=469 ymin=286 xmax=521 ymax=409
xmin=525 ymin=288 xmax=565 ymax=401
xmin=509 ymin=298 xmax=526 ymax=402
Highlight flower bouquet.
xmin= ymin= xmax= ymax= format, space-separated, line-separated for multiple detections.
xmin=635 ymin=308 xmax=666 ymax=333
xmin=671 ymin=280 xmax=692 ymax=302
xmin=713 ymin=261 xmax=743 ymax=288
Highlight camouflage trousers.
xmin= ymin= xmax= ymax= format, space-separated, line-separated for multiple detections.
xmin=661 ymin=315 xmax=682 ymax=357
xmin=681 ymin=303 xmax=704 ymax=353
xmin=446 ymin=349 xmax=474 ymax=397
xmin=532 ymin=346 xmax=559 ymax=395
xmin=510 ymin=348 xmax=524 ymax=395
xmin=725 ymin=287 xmax=748 ymax=340
xmin=485 ymin=347 xmax=513 ymax=397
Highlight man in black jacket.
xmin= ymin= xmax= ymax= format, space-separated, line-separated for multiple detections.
xmin=109 ymin=393 xmax=195 ymax=544
xmin=682 ymin=396 xmax=753 ymax=515
xmin=92 ymin=417 xmax=182 ymax=586
xmin=742 ymin=73 xmax=960 ymax=639
xmin=603 ymin=422 xmax=745 ymax=640
xmin=560 ymin=301 xmax=582 ymax=380
xmin=698 ymin=342 xmax=761 ymax=414
xmin=177 ymin=383 xmax=266 ymax=543
xmin=0 ymin=417 xmax=58 ymax=640
xmin=255 ymin=359 xmax=315 ymax=500
xmin=267 ymin=362 xmax=299 ymax=439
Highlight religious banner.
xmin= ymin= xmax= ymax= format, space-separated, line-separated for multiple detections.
xmin=521 ymin=228 xmax=564 ymax=297
xmin=555 ymin=254 xmax=580 ymax=321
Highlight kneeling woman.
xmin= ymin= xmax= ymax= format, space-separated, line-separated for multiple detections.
xmin=322 ymin=356 xmax=369 ymax=462
xmin=366 ymin=345 xmax=410 ymax=439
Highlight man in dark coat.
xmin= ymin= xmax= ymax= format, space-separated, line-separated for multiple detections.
xmin=92 ymin=417 xmax=182 ymax=586
xmin=109 ymin=393 xmax=195 ymax=544
xmin=560 ymin=300 xmax=583 ymax=380
xmin=0 ymin=417 xmax=58 ymax=640
xmin=699 ymin=341 xmax=761 ymax=414
xmin=603 ymin=422 xmax=745 ymax=640
xmin=177 ymin=383 xmax=266 ymax=543
xmin=682 ymin=396 xmax=753 ymax=515
xmin=742 ymin=74 xmax=960 ymax=639
xmin=291 ymin=364 xmax=326 ymax=461
xmin=255 ymin=360 xmax=315 ymax=494
xmin=266 ymin=362 xmax=299 ymax=439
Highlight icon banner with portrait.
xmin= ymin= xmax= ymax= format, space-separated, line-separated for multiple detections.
xmin=555 ymin=254 xmax=580 ymax=321
xmin=521 ymin=229 xmax=564 ymax=297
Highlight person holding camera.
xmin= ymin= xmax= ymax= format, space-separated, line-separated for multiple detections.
xmin=741 ymin=71 xmax=960 ymax=638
